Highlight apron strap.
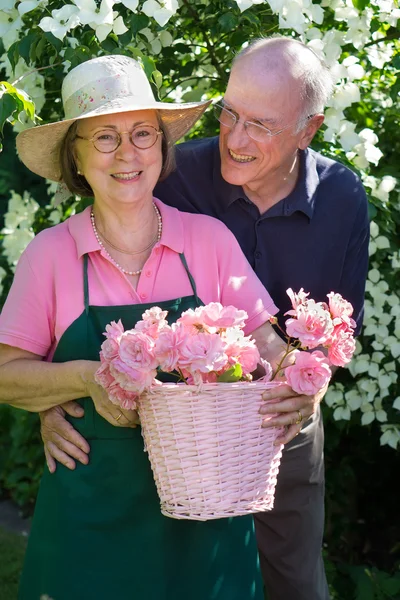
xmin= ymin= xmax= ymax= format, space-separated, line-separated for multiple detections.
xmin=83 ymin=254 xmax=89 ymax=316
xmin=179 ymin=253 xmax=201 ymax=307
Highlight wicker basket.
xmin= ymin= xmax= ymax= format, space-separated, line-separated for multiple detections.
xmin=138 ymin=381 xmax=283 ymax=521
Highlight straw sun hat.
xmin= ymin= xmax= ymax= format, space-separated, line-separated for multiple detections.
xmin=16 ymin=54 xmax=211 ymax=182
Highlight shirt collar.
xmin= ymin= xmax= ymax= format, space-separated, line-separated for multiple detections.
xmin=213 ymin=140 xmax=319 ymax=220
xmin=68 ymin=199 xmax=184 ymax=259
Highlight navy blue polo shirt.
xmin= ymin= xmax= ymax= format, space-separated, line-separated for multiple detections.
xmin=155 ymin=136 xmax=369 ymax=335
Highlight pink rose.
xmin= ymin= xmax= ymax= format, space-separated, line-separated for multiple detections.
xmin=225 ymin=340 xmax=260 ymax=374
xmin=285 ymin=301 xmax=334 ymax=348
xmin=179 ymin=332 xmax=228 ymax=374
xmin=118 ymin=331 xmax=158 ymax=370
xmin=285 ymin=350 xmax=331 ymax=395
xmin=135 ymin=307 xmax=169 ymax=338
xmin=176 ymin=306 xmax=207 ymax=333
xmin=100 ymin=337 xmax=120 ymax=361
xmin=327 ymin=330 xmax=356 ymax=367
xmin=94 ymin=361 xmax=115 ymax=389
xmin=327 ymin=292 xmax=353 ymax=320
xmin=107 ymin=382 xmax=138 ymax=411
xmin=110 ymin=359 xmax=156 ymax=394
xmin=105 ymin=319 xmax=124 ymax=341
xmin=286 ymin=288 xmax=310 ymax=311
xmin=154 ymin=324 xmax=189 ymax=372
xmin=201 ymin=303 xmax=248 ymax=329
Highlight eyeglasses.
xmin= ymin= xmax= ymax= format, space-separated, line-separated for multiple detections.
xmin=214 ymin=102 xmax=299 ymax=143
xmin=75 ymin=125 xmax=163 ymax=153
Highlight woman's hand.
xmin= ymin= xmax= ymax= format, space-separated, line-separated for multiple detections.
xmin=259 ymin=382 xmax=329 ymax=445
xmin=81 ymin=361 xmax=140 ymax=428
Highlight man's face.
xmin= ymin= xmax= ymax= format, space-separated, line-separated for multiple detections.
xmin=219 ymin=59 xmax=310 ymax=192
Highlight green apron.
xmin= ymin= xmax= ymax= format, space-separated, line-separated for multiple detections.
xmin=18 ymin=253 xmax=263 ymax=600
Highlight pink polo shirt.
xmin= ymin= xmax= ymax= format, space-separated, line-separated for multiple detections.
xmin=0 ymin=199 xmax=278 ymax=360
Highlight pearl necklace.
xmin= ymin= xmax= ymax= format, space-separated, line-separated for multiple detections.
xmin=91 ymin=203 xmax=162 ymax=277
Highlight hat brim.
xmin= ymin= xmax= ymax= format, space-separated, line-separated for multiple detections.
xmin=16 ymin=97 xmax=211 ymax=182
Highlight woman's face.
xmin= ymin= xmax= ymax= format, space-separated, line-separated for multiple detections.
xmin=74 ymin=110 xmax=163 ymax=210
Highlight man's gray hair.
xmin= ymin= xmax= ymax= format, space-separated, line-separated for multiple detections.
xmin=233 ymin=36 xmax=334 ymax=132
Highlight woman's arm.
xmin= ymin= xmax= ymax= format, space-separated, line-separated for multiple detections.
xmin=0 ymin=343 xmax=137 ymax=427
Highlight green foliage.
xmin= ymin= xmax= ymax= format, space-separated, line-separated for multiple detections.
xmin=0 ymin=526 xmax=27 ymax=600
xmin=0 ymin=406 xmax=43 ymax=510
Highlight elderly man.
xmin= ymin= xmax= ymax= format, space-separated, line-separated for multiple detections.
xmin=40 ymin=37 xmax=369 ymax=600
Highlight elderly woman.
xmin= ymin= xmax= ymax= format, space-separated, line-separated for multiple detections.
xmin=0 ymin=55 xmax=285 ymax=600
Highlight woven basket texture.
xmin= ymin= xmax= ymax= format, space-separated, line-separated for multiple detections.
xmin=138 ymin=381 xmax=283 ymax=521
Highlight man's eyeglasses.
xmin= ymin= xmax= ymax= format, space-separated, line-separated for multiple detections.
xmin=75 ymin=125 xmax=163 ymax=153
xmin=213 ymin=102 xmax=306 ymax=143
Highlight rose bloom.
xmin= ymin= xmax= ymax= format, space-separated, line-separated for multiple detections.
xmin=179 ymin=331 xmax=228 ymax=374
xmin=176 ymin=306 xmax=207 ymax=333
xmin=94 ymin=361 xmax=115 ymax=389
xmin=118 ymin=330 xmax=158 ymax=370
xmin=108 ymin=382 xmax=138 ymax=411
xmin=286 ymin=288 xmax=310 ymax=311
xmin=285 ymin=301 xmax=334 ymax=348
xmin=285 ymin=351 xmax=331 ymax=396
xmin=154 ymin=323 xmax=189 ymax=372
xmin=100 ymin=337 xmax=120 ymax=361
xmin=225 ymin=340 xmax=260 ymax=375
xmin=201 ymin=302 xmax=248 ymax=329
xmin=105 ymin=319 xmax=125 ymax=341
xmin=327 ymin=330 xmax=356 ymax=367
xmin=135 ymin=307 xmax=169 ymax=338
xmin=110 ymin=359 xmax=157 ymax=394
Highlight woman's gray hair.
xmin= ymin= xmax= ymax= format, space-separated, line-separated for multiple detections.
xmin=59 ymin=113 xmax=176 ymax=197
xmin=233 ymin=36 xmax=334 ymax=132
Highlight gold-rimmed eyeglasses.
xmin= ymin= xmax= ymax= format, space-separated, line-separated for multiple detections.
xmin=75 ymin=125 xmax=163 ymax=153
xmin=213 ymin=102 xmax=311 ymax=143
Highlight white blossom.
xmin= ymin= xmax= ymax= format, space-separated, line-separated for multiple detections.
xmin=39 ymin=5 xmax=80 ymax=41
xmin=18 ymin=0 xmax=48 ymax=15
xmin=380 ymin=426 xmax=400 ymax=450
xmin=142 ymin=0 xmax=179 ymax=27
xmin=0 ymin=9 xmax=22 ymax=49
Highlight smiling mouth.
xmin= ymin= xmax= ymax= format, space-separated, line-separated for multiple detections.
xmin=229 ymin=149 xmax=256 ymax=163
xmin=111 ymin=171 xmax=141 ymax=180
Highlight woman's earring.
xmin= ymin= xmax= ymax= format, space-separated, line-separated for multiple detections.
xmin=77 ymin=170 xmax=82 ymax=175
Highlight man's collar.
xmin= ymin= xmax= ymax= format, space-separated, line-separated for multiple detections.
xmin=69 ymin=199 xmax=184 ymax=259
xmin=213 ymin=142 xmax=319 ymax=219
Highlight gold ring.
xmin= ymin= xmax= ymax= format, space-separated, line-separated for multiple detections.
xmin=115 ymin=412 xmax=123 ymax=422
xmin=295 ymin=409 xmax=303 ymax=425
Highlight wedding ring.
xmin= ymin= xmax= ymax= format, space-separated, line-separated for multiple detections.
xmin=295 ymin=409 xmax=303 ymax=425
xmin=116 ymin=412 xmax=123 ymax=422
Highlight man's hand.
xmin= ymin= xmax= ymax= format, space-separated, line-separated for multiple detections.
xmin=259 ymin=383 xmax=328 ymax=445
xmin=40 ymin=402 xmax=90 ymax=472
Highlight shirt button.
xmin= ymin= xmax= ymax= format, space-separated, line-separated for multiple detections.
xmin=140 ymin=292 xmax=148 ymax=300
xmin=154 ymin=247 xmax=160 ymax=254
xmin=255 ymin=251 xmax=262 ymax=260
xmin=145 ymin=270 xmax=152 ymax=277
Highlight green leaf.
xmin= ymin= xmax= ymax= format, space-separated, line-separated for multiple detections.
xmin=151 ymin=69 xmax=163 ymax=90
xmin=18 ymin=33 xmax=40 ymax=66
xmin=35 ymin=35 xmax=47 ymax=61
xmin=351 ymin=0 xmax=370 ymax=10
xmin=101 ymin=37 xmax=119 ymax=52
xmin=367 ymin=201 xmax=377 ymax=220
xmin=44 ymin=31 xmax=63 ymax=53
xmin=131 ymin=13 xmax=150 ymax=36
xmin=217 ymin=363 xmax=243 ymax=382
xmin=7 ymin=41 xmax=19 ymax=72
xmin=0 ymin=93 xmax=18 ymax=133
xmin=218 ymin=12 xmax=239 ymax=33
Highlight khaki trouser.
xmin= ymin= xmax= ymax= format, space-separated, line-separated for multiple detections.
xmin=254 ymin=405 xmax=330 ymax=600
